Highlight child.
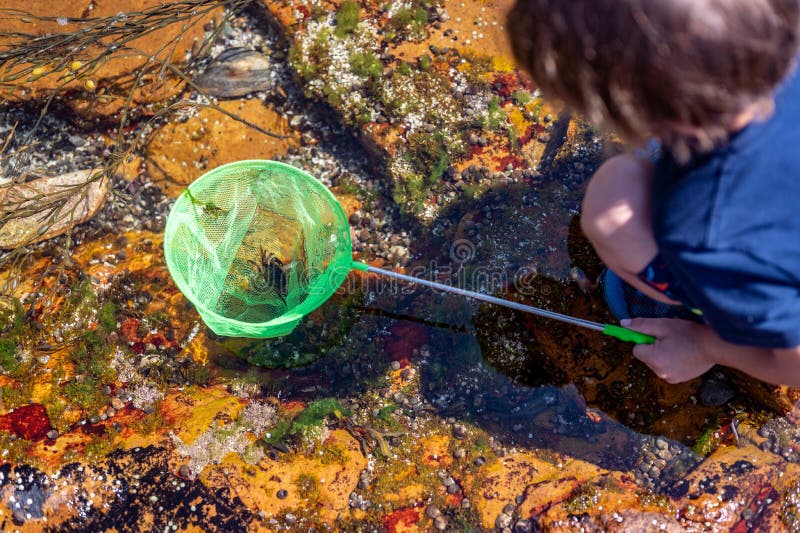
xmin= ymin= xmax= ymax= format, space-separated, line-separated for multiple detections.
xmin=507 ymin=0 xmax=800 ymax=386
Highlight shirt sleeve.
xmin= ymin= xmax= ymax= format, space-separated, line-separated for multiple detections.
xmin=660 ymin=245 xmax=800 ymax=349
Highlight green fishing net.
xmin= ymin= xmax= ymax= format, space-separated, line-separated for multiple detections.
xmin=164 ymin=160 xmax=353 ymax=338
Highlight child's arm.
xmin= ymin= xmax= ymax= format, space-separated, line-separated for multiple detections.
xmin=622 ymin=317 xmax=800 ymax=387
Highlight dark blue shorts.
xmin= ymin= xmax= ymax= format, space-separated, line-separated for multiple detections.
xmin=636 ymin=255 xmax=702 ymax=318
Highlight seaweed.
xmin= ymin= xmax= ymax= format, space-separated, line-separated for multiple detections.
xmin=0 ymin=337 xmax=18 ymax=373
xmin=389 ymin=6 xmax=429 ymax=40
xmin=511 ymin=89 xmax=534 ymax=106
xmin=334 ymin=1 xmax=360 ymax=38
xmin=292 ymin=398 xmax=351 ymax=436
xmin=350 ymin=51 xmax=383 ymax=81
xmin=262 ymin=398 xmax=351 ymax=446
xmin=98 ymin=301 xmax=119 ymax=333
xmin=418 ymin=54 xmax=432 ymax=72
xmin=486 ymin=96 xmax=508 ymax=131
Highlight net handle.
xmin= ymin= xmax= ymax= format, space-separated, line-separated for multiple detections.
xmin=350 ymin=261 xmax=655 ymax=344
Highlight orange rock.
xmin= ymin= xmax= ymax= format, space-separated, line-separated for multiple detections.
xmin=670 ymin=443 xmax=800 ymax=531
xmin=419 ymin=434 xmax=453 ymax=467
xmin=199 ymin=428 xmax=366 ymax=524
xmin=145 ymin=98 xmax=298 ymax=197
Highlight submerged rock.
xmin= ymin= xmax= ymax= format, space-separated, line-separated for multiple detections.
xmin=0 ymin=169 xmax=107 ymax=249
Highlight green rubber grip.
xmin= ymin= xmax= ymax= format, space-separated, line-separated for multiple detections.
xmin=351 ymin=261 xmax=370 ymax=272
xmin=603 ymin=324 xmax=656 ymax=344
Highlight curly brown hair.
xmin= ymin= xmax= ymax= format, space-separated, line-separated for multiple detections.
xmin=508 ymin=0 xmax=800 ymax=159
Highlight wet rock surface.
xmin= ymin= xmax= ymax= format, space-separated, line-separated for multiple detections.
xmin=0 ymin=1 xmax=799 ymax=532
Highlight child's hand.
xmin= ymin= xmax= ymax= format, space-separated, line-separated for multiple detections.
xmin=620 ymin=318 xmax=716 ymax=384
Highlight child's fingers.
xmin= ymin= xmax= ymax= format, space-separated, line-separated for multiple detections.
xmin=621 ymin=317 xmax=671 ymax=337
xmin=632 ymin=342 xmax=659 ymax=363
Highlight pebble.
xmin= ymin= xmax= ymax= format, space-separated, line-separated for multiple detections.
xmin=495 ymin=513 xmax=512 ymax=529
xmin=46 ymin=429 xmax=58 ymax=440
xmin=453 ymin=448 xmax=466 ymax=459
xmin=452 ymin=423 xmax=467 ymax=439
xmin=425 ymin=504 xmax=442 ymax=519
xmin=434 ymin=516 xmax=447 ymax=530
xmin=277 ymin=489 xmax=288 ymax=499
xmin=400 ymin=367 xmax=416 ymax=381
xmin=111 ymin=397 xmax=125 ymax=410
xmin=514 ymin=519 xmax=533 ymax=533
xmin=461 ymin=498 xmax=471 ymax=509
xmin=194 ymin=49 xmax=273 ymax=97
xmin=390 ymin=360 xmax=401 ymax=371
xmin=503 ymin=503 xmax=516 ymax=515
xmin=699 ymin=378 xmax=735 ymax=407
xmin=178 ymin=465 xmax=191 ymax=478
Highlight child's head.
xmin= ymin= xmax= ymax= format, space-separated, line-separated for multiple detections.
xmin=508 ymin=0 xmax=799 ymax=157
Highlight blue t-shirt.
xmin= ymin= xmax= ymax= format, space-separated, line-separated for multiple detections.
xmin=652 ymin=66 xmax=800 ymax=349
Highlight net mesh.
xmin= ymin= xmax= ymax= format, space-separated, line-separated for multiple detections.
xmin=164 ymin=160 xmax=353 ymax=338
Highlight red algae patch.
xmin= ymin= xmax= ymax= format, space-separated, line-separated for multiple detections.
xmin=384 ymin=323 xmax=429 ymax=367
xmin=382 ymin=507 xmax=421 ymax=533
xmin=0 ymin=404 xmax=52 ymax=441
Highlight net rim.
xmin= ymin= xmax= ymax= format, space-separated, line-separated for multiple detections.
xmin=163 ymin=159 xmax=354 ymax=335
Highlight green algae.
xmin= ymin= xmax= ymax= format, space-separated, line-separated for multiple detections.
xmin=63 ymin=380 xmax=104 ymax=410
xmin=84 ymin=427 xmax=120 ymax=461
xmin=563 ymin=484 xmax=600 ymax=515
xmin=131 ymin=402 xmax=167 ymax=435
xmin=63 ymin=330 xmax=118 ymax=411
xmin=376 ymin=404 xmax=398 ymax=421
xmin=44 ymin=397 xmax=69 ymax=432
xmin=293 ymin=398 xmax=351 ymax=436
xmin=484 ymin=96 xmax=508 ymax=131
xmin=0 ymin=384 xmax=27 ymax=410
xmin=288 ymin=43 xmax=320 ymax=82
xmin=387 ymin=2 xmax=435 ymax=42
xmin=349 ymin=51 xmax=382 ymax=81
xmin=389 ymin=6 xmax=428 ymax=33
xmin=319 ymin=444 xmax=348 ymax=465
xmin=262 ymin=398 xmax=352 ymax=448
xmin=0 ymin=337 xmax=18 ymax=372
xmin=334 ymin=0 xmax=360 ymax=38
xmin=0 ymin=432 xmax=41 ymax=469
xmin=262 ymin=418 xmax=292 ymax=446
xmin=396 ymin=61 xmax=412 ymax=76
xmin=418 ymin=53 xmax=432 ymax=71
xmin=98 ymin=301 xmax=118 ymax=332
xmin=511 ymin=89 xmax=534 ymax=106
